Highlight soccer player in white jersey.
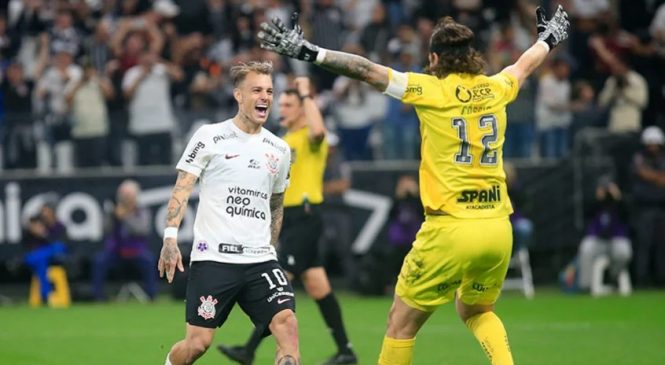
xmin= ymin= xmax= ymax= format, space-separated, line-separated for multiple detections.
xmin=158 ymin=61 xmax=299 ymax=365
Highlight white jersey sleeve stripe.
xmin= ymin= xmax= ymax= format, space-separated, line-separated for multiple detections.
xmin=383 ymin=69 xmax=408 ymax=100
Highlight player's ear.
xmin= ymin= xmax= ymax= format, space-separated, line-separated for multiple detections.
xmin=233 ymin=88 xmax=242 ymax=103
xmin=428 ymin=52 xmax=439 ymax=69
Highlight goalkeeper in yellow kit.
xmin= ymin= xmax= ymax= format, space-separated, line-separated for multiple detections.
xmin=259 ymin=6 xmax=570 ymax=365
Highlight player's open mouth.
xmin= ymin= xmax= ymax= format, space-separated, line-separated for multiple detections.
xmin=255 ymin=105 xmax=268 ymax=118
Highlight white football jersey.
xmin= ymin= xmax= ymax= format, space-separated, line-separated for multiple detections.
xmin=176 ymin=119 xmax=291 ymax=264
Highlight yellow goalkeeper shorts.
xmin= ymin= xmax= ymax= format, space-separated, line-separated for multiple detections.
xmin=396 ymin=214 xmax=513 ymax=312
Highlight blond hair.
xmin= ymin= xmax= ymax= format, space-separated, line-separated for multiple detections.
xmin=230 ymin=61 xmax=274 ymax=87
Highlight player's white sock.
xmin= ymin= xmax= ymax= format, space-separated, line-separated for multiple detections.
xmin=165 ymin=352 xmax=173 ymax=365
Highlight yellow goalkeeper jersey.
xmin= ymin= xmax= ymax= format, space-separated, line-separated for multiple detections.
xmin=282 ymin=126 xmax=328 ymax=207
xmin=385 ymin=70 xmax=520 ymax=218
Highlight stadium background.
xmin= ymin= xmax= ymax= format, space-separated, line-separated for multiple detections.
xmin=1 ymin=0 xmax=665 ymax=364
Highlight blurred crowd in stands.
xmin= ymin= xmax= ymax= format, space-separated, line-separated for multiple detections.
xmin=4 ymin=0 xmax=665 ymax=296
xmin=0 ymin=0 xmax=663 ymax=170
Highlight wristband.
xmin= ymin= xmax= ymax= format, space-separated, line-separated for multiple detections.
xmin=164 ymin=227 xmax=178 ymax=240
xmin=536 ymin=40 xmax=551 ymax=53
xmin=299 ymin=94 xmax=312 ymax=100
xmin=314 ymin=48 xmax=327 ymax=64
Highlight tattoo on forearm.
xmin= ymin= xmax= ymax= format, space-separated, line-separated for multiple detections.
xmin=166 ymin=171 xmax=197 ymax=228
xmin=276 ymin=355 xmax=298 ymax=365
xmin=320 ymin=50 xmax=387 ymax=90
xmin=321 ymin=51 xmax=372 ymax=81
xmin=269 ymin=193 xmax=284 ymax=247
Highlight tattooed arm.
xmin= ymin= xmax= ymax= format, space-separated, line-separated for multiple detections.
xmin=317 ymin=50 xmax=390 ymax=92
xmin=269 ymin=192 xmax=285 ymax=247
xmin=258 ymin=14 xmax=389 ymax=92
xmin=158 ymin=170 xmax=197 ymax=283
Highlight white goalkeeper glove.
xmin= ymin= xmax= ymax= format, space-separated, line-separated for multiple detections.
xmin=536 ymin=5 xmax=571 ymax=50
xmin=258 ymin=12 xmax=323 ymax=62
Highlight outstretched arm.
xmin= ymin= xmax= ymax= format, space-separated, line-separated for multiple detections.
xmin=316 ymin=50 xmax=389 ymax=92
xmin=258 ymin=13 xmax=389 ymax=91
xmin=503 ymin=5 xmax=570 ymax=86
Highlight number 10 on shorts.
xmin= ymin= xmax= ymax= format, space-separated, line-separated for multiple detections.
xmin=261 ymin=269 xmax=289 ymax=289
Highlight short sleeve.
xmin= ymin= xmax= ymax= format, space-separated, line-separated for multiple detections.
xmin=272 ymin=148 xmax=291 ymax=194
xmin=176 ymin=126 xmax=212 ymax=177
xmin=384 ymin=70 xmax=445 ymax=108
xmin=491 ymin=71 xmax=520 ymax=104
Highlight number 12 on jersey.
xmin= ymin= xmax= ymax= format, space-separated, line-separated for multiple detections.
xmin=452 ymin=115 xmax=498 ymax=166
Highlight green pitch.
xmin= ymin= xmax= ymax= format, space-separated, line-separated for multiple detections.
xmin=1 ymin=289 xmax=664 ymax=364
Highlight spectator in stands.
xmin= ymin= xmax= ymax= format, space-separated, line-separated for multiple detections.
xmin=631 ymin=126 xmax=665 ymax=287
xmin=122 ymin=49 xmax=183 ymax=166
xmin=34 ymin=48 xmax=83 ymax=171
xmin=596 ymin=57 xmax=648 ymax=134
xmin=309 ymin=0 xmax=347 ymax=89
xmin=576 ymin=176 xmax=632 ymax=291
xmin=85 ymin=20 xmax=113 ymax=75
xmin=1 ymin=62 xmax=37 ymax=169
xmin=570 ymin=80 xmax=602 ymax=137
xmin=536 ymin=57 xmax=572 ymax=159
xmin=23 ymin=200 xmax=68 ymax=303
xmin=360 ymin=3 xmax=391 ymax=62
xmin=92 ymin=179 xmax=156 ymax=301
xmin=66 ymin=59 xmax=114 ymax=168
xmin=49 ymin=8 xmax=82 ymax=56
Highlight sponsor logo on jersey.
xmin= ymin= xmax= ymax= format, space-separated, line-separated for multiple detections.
xmin=455 ymin=85 xmax=472 ymax=102
xmin=225 ymin=154 xmax=239 ymax=159
xmin=185 ymin=141 xmax=205 ymax=163
xmin=461 ymin=104 xmax=492 ymax=115
xmin=197 ymin=295 xmax=218 ymax=320
xmin=225 ymin=187 xmax=268 ymax=220
xmin=277 ymin=298 xmax=291 ymax=304
xmin=406 ymin=84 xmax=423 ymax=96
xmin=471 ymin=83 xmax=495 ymax=102
xmin=248 ymin=159 xmax=261 ymax=169
xmin=267 ymin=290 xmax=295 ymax=303
xmin=213 ymin=132 xmax=237 ymax=143
xmin=218 ymin=243 xmax=243 ymax=254
xmin=217 ymin=243 xmax=273 ymax=255
xmin=457 ymin=185 xmax=501 ymax=203
xmin=265 ymin=153 xmax=279 ymax=175
xmin=262 ymin=137 xmax=287 ymax=153
xmin=196 ymin=241 xmax=209 ymax=252
xmin=456 ymin=84 xmax=495 ymax=103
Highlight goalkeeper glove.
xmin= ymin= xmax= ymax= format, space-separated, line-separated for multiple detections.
xmin=536 ymin=5 xmax=570 ymax=51
xmin=258 ymin=12 xmax=323 ymax=62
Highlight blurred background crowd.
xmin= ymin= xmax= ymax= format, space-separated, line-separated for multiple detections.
xmin=1 ymin=0 xmax=665 ymax=301
xmin=1 ymin=0 xmax=663 ymax=170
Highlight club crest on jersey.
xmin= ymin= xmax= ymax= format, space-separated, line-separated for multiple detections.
xmin=198 ymin=295 xmax=218 ymax=320
xmin=265 ymin=153 xmax=280 ymax=175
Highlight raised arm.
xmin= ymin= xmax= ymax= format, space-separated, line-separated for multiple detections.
xmin=158 ymin=170 xmax=197 ymax=283
xmin=258 ymin=13 xmax=389 ymax=92
xmin=503 ymin=5 xmax=570 ymax=86
xmin=294 ymin=77 xmax=327 ymax=143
